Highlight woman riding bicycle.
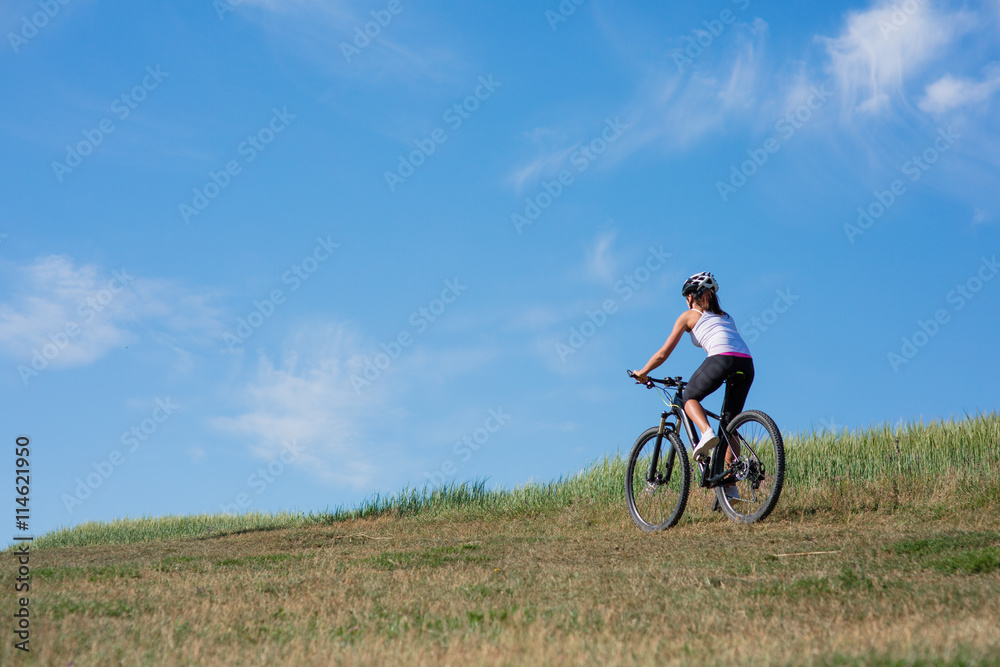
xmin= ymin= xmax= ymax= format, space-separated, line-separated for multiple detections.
xmin=632 ymin=272 xmax=754 ymax=468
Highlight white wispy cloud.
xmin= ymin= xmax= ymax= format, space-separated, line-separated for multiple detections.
xmin=821 ymin=0 xmax=972 ymax=115
xmin=212 ymin=325 xmax=379 ymax=486
xmin=0 ymin=255 xmax=223 ymax=369
xmin=228 ymin=0 xmax=470 ymax=90
xmin=804 ymin=2 xmax=1000 ymax=220
xmin=596 ymin=18 xmax=770 ymax=161
xmin=716 ymin=18 xmax=768 ymax=108
xmin=507 ymin=140 xmax=580 ymax=193
xmin=212 ymin=322 xmax=499 ymax=487
xmin=523 ymin=0 xmax=990 ymax=171
xmin=584 ymin=230 xmax=620 ymax=284
xmin=919 ymin=65 xmax=1000 ymax=115
xmin=505 ymin=26 xmax=770 ymax=187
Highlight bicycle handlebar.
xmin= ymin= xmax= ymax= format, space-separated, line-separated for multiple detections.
xmin=626 ymin=369 xmax=685 ymax=388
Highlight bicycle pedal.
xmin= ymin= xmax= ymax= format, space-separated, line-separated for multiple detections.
xmin=710 ymin=497 xmax=720 ymax=512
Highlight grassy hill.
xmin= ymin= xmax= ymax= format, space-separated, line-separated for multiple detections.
xmin=5 ymin=415 xmax=1000 ymax=665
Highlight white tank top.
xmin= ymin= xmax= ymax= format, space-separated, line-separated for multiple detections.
xmin=689 ymin=309 xmax=751 ymax=358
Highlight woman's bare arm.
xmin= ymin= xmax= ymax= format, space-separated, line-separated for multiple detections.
xmin=634 ymin=311 xmax=696 ymax=381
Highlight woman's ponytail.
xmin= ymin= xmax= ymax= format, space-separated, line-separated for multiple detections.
xmin=706 ymin=292 xmax=730 ymax=319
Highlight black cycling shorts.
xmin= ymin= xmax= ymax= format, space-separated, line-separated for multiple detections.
xmin=683 ymin=355 xmax=755 ymax=420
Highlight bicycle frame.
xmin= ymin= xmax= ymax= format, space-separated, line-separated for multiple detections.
xmin=629 ymin=370 xmax=744 ymax=490
xmin=655 ymin=401 xmax=740 ymax=490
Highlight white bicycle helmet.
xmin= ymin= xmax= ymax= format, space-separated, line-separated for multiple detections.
xmin=681 ymin=271 xmax=719 ymax=297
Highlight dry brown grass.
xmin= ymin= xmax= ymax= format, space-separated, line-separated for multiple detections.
xmin=5 ymin=483 xmax=1000 ymax=666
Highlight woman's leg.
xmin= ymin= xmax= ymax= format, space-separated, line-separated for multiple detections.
xmin=684 ymin=399 xmax=712 ymax=434
xmin=684 ymin=356 xmax=729 ymax=436
xmin=721 ymin=359 xmax=754 ymax=465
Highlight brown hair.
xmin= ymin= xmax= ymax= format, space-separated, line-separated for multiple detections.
xmin=699 ymin=291 xmax=730 ymax=319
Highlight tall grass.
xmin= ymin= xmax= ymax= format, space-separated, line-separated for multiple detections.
xmin=29 ymin=413 xmax=1000 ymax=550
xmin=788 ymin=412 xmax=999 ymax=485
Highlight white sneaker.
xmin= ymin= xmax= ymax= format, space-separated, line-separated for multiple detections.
xmin=692 ymin=429 xmax=719 ymax=459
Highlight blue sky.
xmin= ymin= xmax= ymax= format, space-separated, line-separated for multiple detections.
xmin=2 ymin=0 xmax=998 ymax=537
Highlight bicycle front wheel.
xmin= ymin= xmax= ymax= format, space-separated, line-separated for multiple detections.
xmin=625 ymin=427 xmax=691 ymax=531
xmin=716 ymin=410 xmax=785 ymax=524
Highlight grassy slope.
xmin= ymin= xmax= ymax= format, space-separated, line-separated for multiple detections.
xmin=32 ymin=413 xmax=1000 ymax=549
xmin=4 ymin=415 xmax=1000 ymax=665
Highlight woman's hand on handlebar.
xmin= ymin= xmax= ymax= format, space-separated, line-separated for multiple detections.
xmin=631 ymin=370 xmax=649 ymax=384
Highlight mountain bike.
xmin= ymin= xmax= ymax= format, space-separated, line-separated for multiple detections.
xmin=624 ymin=370 xmax=785 ymax=529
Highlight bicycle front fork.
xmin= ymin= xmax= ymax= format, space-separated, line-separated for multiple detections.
xmin=646 ymin=412 xmax=676 ymax=485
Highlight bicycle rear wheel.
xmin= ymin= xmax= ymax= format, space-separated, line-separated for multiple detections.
xmin=715 ymin=410 xmax=785 ymax=524
xmin=625 ymin=427 xmax=691 ymax=531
